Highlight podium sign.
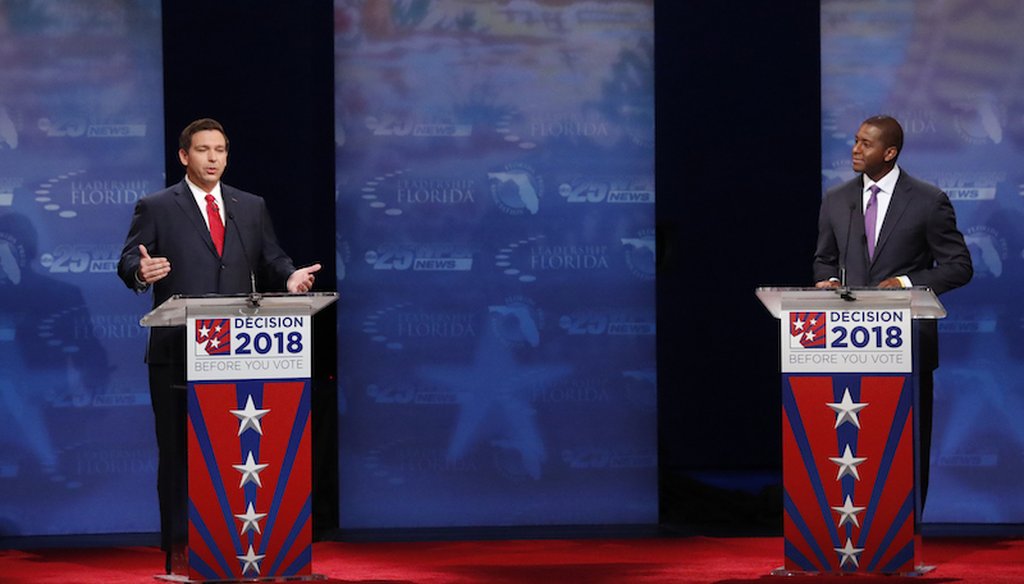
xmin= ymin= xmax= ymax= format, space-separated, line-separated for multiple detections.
xmin=757 ymin=287 xmax=940 ymax=575
xmin=188 ymin=314 xmax=311 ymax=381
xmin=781 ymin=308 xmax=911 ymax=373
xmin=146 ymin=293 xmax=334 ymax=583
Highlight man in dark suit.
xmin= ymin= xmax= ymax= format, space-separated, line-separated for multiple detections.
xmin=813 ymin=115 xmax=972 ymax=510
xmin=117 ymin=118 xmax=320 ymax=572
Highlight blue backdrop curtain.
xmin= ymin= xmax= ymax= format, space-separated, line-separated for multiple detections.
xmin=333 ymin=1 xmax=657 ymax=528
xmin=821 ymin=0 xmax=1024 ymax=524
xmin=0 ymin=1 xmax=164 ymax=536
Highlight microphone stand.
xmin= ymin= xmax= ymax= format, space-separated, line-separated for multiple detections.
xmin=838 ymin=200 xmax=857 ymax=301
xmin=228 ymin=210 xmax=262 ymax=309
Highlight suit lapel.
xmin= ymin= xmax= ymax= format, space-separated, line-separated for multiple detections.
xmin=172 ymin=180 xmax=219 ymax=257
xmin=221 ymin=189 xmax=241 ymax=259
xmin=871 ymin=175 xmax=911 ymax=265
xmin=845 ymin=183 xmax=868 ymax=262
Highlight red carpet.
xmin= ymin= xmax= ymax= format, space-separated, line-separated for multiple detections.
xmin=1 ymin=537 xmax=1022 ymax=583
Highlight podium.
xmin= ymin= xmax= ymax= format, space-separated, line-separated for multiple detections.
xmin=755 ymin=287 xmax=944 ymax=575
xmin=142 ymin=292 xmax=337 ymax=582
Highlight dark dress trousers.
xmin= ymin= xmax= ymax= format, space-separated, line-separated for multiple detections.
xmin=117 ymin=180 xmax=296 ymax=566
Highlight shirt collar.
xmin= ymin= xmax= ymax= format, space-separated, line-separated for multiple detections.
xmin=184 ymin=175 xmax=222 ymax=201
xmin=864 ymin=164 xmax=900 ymax=195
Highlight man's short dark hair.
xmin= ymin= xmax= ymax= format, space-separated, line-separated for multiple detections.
xmin=862 ymin=115 xmax=903 ymax=157
xmin=179 ymin=118 xmax=229 ymax=151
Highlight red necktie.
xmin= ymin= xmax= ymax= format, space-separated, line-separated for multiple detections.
xmin=205 ymin=194 xmax=225 ymax=256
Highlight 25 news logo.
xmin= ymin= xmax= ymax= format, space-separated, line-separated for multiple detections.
xmin=790 ymin=312 xmax=826 ymax=349
xmin=195 ymin=318 xmax=230 ymax=356
xmin=364 ymin=243 xmax=474 ymax=271
xmin=40 ymin=245 xmax=120 ymax=273
xmin=558 ymin=178 xmax=654 ymax=204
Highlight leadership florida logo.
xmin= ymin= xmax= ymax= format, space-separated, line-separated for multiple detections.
xmin=790 ymin=312 xmax=826 ymax=349
xmin=195 ymin=318 xmax=231 ymax=356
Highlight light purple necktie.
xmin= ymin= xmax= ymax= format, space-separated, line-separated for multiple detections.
xmin=864 ymin=184 xmax=880 ymax=261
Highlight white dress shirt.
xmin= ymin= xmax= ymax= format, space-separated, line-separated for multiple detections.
xmin=184 ymin=175 xmax=224 ymax=230
xmin=863 ymin=165 xmax=911 ymax=287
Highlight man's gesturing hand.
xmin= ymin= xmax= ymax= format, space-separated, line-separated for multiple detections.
xmin=137 ymin=244 xmax=171 ymax=284
xmin=287 ymin=263 xmax=322 ymax=293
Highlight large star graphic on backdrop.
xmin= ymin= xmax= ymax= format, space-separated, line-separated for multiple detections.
xmin=234 ymin=502 xmax=268 ymax=535
xmin=826 ymin=387 xmax=868 ymax=429
xmin=230 ymin=395 xmax=271 ymax=436
xmin=418 ymin=330 xmax=571 ymax=479
xmin=829 ymin=445 xmax=867 ymax=480
xmin=232 ymin=452 xmax=269 ymax=488
xmin=831 ymin=495 xmax=867 ymax=528
xmin=834 ymin=538 xmax=865 ymax=568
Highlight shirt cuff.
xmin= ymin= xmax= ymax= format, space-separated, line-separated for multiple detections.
xmin=134 ymin=270 xmax=150 ymax=291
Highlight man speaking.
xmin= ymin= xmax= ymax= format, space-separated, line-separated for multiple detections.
xmin=117 ymin=118 xmax=320 ymax=572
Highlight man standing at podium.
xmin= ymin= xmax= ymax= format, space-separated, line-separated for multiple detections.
xmin=812 ymin=114 xmax=972 ymax=506
xmin=117 ymin=118 xmax=320 ymax=572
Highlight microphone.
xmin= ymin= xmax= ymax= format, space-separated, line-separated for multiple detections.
xmin=839 ymin=201 xmax=858 ymax=301
xmin=228 ymin=210 xmax=260 ymax=307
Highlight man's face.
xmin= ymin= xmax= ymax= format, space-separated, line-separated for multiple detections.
xmin=851 ymin=123 xmax=896 ymax=180
xmin=179 ymin=129 xmax=228 ymax=191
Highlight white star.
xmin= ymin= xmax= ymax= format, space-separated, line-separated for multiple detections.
xmin=829 ymin=445 xmax=867 ymax=480
xmin=826 ymin=388 xmax=868 ymax=429
xmin=198 ymin=325 xmax=210 ymax=339
xmin=230 ymin=395 xmax=271 ymax=436
xmin=234 ymin=502 xmax=268 ymax=535
xmin=831 ymin=495 xmax=867 ymax=528
xmin=237 ymin=544 xmax=265 ymax=576
xmin=834 ymin=538 xmax=865 ymax=568
xmin=209 ymin=337 xmax=220 ymax=348
xmin=804 ymin=330 xmax=817 ymax=341
xmin=792 ymin=318 xmax=806 ymax=332
xmin=232 ymin=452 xmax=269 ymax=488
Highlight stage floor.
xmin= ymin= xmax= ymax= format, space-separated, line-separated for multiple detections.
xmin=1 ymin=536 xmax=1022 ymax=583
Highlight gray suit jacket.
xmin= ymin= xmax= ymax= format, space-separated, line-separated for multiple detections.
xmin=117 ymin=180 xmax=296 ymax=364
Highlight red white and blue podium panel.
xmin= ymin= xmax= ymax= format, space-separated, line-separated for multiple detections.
xmin=186 ymin=314 xmax=314 ymax=581
xmin=780 ymin=307 xmax=918 ymax=574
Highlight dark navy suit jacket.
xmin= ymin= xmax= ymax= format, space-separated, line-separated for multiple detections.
xmin=117 ymin=180 xmax=296 ymax=364
xmin=813 ymin=170 xmax=973 ymax=371
xmin=813 ymin=171 xmax=973 ymax=294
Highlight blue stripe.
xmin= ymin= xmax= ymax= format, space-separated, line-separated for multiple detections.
xmin=832 ymin=376 xmax=859 ymax=515
xmin=236 ymin=382 xmax=264 ymax=551
xmin=783 ymin=490 xmax=829 ymax=572
xmin=282 ymin=543 xmax=312 ymax=577
xmin=269 ymin=494 xmax=313 ymax=576
xmin=866 ymin=492 xmax=915 ymax=572
xmin=186 ymin=546 xmax=222 ymax=581
xmin=857 ymin=378 xmax=911 ymax=549
xmin=783 ymin=379 xmax=841 ymax=552
xmin=188 ymin=384 xmax=244 ymax=556
xmin=880 ymin=537 xmax=916 ymax=574
xmin=187 ymin=499 xmax=232 ymax=578
xmin=783 ymin=538 xmax=817 ymax=573
xmin=258 ymin=380 xmax=311 ymax=556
